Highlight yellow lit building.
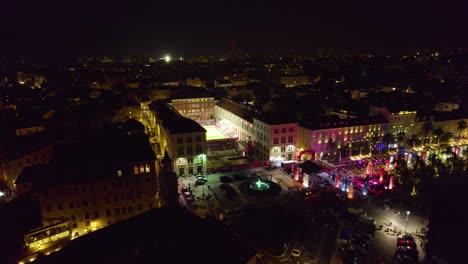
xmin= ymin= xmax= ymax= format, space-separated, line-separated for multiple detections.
xmin=150 ymin=100 xmax=207 ymax=176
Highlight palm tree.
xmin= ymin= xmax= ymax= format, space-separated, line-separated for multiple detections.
xmin=440 ymin=131 xmax=454 ymax=144
xmin=396 ymin=131 xmax=407 ymax=149
xmin=462 ymin=148 xmax=468 ymax=171
xmin=406 ymin=134 xmax=418 ymax=150
xmin=369 ymin=131 xmax=381 ymax=155
xmin=421 ymin=122 xmax=433 ymax=146
xmin=382 ymin=133 xmax=394 ymax=152
xmin=432 ymin=127 xmax=443 ymax=152
xmin=457 ymin=120 xmax=467 ymax=139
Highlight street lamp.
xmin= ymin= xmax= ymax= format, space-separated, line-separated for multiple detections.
xmin=405 ymin=211 xmax=411 ymax=235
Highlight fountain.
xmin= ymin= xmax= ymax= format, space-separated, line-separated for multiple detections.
xmin=389 ymin=176 xmax=394 ymax=190
xmin=363 ymin=181 xmax=368 ymax=196
xmin=379 ymin=168 xmax=384 ymax=182
xmin=250 ymin=178 xmax=270 ymax=191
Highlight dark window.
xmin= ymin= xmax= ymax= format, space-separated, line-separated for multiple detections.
xmin=104 ymin=196 xmax=109 ymax=203
xmin=282 ymin=128 xmax=286 ymax=133
xmin=86 ymin=221 xmax=90 ymax=227
xmin=128 ymin=206 xmax=133 ymax=213
xmin=71 ymin=215 xmax=76 ymax=221
xmin=289 ymin=127 xmax=294 ymax=132
xmin=122 ymin=207 xmax=127 ymax=215
xmin=106 ymin=209 xmax=111 ymax=217
xmin=281 ymin=137 xmax=286 ymax=143
xmin=274 ymin=129 xmax=279 ymax=134
xmin=47 ymin=205 xmax=52 ymax=212
xmin=72 ymin=223 xmax=77 ymax=228
xmin=69 ymin=201 xmax=75 ymax=209
xmin=138 ymin=204 xmax=142 ymax=211
xmin=177 ymin=137 xmax=183 ymax=144
xmin=57 ymin=203 xmax=63 ymax=210
xmin=187 ymin=137 xmax=193 ymax=143
xmin=85 ymin=213 xmax=90 ymax=220
xmin=94 ymin=211 xmax=99 ymax=219
xmin=120 ymin=194 xmax=125 ymax=201
xmin=82 ymin=200 xmax=88 ymax=207
xmin=92 ymin=198 xmax=97 ymax=206
xmin=115 ymin=208 xmax=120 ymax=215
xmin=196 ymin=136 xmax=202 ymax=142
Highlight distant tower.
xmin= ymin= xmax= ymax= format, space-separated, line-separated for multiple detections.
xmin=156 ymin=150 xmax=179 ymax=207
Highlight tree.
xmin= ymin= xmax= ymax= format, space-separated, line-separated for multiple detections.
xmin=406 ymin=134 xmax=418 ymax=150
xmin=457 ymin=120 xmax=467 ymax=139
xmin=382 ymin=133 xmax=394 ymax=152
xmin=421 ymin=122 xmax=433 ymax=146
xmin=370 ymin=132 xmax=381 ymax=155
xmin=396 ymin=131 xmax=406 ymax=149
xmin=462 ymin=148 xmax=468 ymax=171
xmin=440 ymin=131 xmax=453 ymax=144
xmin=432 ymin=127 xmax=444 ymax=152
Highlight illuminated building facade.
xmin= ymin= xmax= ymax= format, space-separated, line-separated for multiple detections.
xmin=215 ymin=99 xmax=299 ymax=164
xmin=369 ymin=106 xmax=416 ymax=135
xmin=171 ymin=97 xmax=215 ymax=121
xmin=280 ymin=75 xmax=309 ymax=87
xmin=298 ymin=116 xmax=388 ymax=159
xmin=214 ymin=98 xmax=254 ymax=144
xmin=150 ymin=100 xmax=207 ymax=176
xmin=35 ymin=166 xmax=156 ymax=239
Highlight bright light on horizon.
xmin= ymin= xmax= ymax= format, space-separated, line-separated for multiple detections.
xmin=164 ymin=55 xmax=171 ymax=63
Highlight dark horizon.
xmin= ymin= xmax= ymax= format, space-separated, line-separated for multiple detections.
xmin=1 ymin=0 xmax=466 ymax=58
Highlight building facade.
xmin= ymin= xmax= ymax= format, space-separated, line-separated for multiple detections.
xmin=150 ymin=101 xmax=207 ymax=176
xmin=171 ymin=97 xmax=215 ymax=121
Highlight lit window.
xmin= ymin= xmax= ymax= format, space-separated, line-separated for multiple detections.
xmin=145 ymin=165 xmax=150 ymax=173
xmin=134 ymin=166 xmax=139 ymax=174
xmin=140 ymin=165 xmax=145 ymax=173
xmin=117 ymin=170 xmax=122 ymax=177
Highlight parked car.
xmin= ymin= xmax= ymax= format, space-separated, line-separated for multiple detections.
xmin=195 ymin=179 xmax=205 ymax=186
xmin=196 ymin=175 xmax=208 ymax=182
xmin=233 ymin=174 xmax=247 ymax=181
xmin=220 ymin=175 xmax=234 ymax=183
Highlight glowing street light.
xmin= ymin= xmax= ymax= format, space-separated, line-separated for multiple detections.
xmin=164 ymin=55 xmax=171 ymax=63
xmin=405 ymin=211 xmax=411 ymax=235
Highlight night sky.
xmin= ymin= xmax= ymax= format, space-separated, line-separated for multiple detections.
xmin=1 ymin=0 xmax=466 ymax=57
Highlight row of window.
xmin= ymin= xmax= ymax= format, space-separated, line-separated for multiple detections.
xmin=132 ymin=164 xmax=151 ymax=175
xmin=177 ymin=156 xmax=203 ymax=165
xmin=69 ymin=204 xmax=148 ymax=228
xmin=177 ymin=145 xmax=203 ymax=155
xmin=272 ymin=146 xmax=294 ymax=153
xmin=273 ymin=136 xmax=294 ymax=144
xmin=42 ymin=177 xmax=152 ymax=198
xmin=176 ymin=136 xmax=203 ymax=144
xmin=274 ymin=127 xmax=294 ymax=134
xmin=46 ymin=191 xmax=146 ymax=212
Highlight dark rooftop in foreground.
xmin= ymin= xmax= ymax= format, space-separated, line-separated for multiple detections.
xmin=36 ymin=207 xmax=256 ymax=264
xmin=150 ymin=100 xmax=206 ymax=134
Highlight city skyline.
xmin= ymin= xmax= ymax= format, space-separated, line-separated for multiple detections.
xmin=1 ymin=0 xmax=466 ymax=58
